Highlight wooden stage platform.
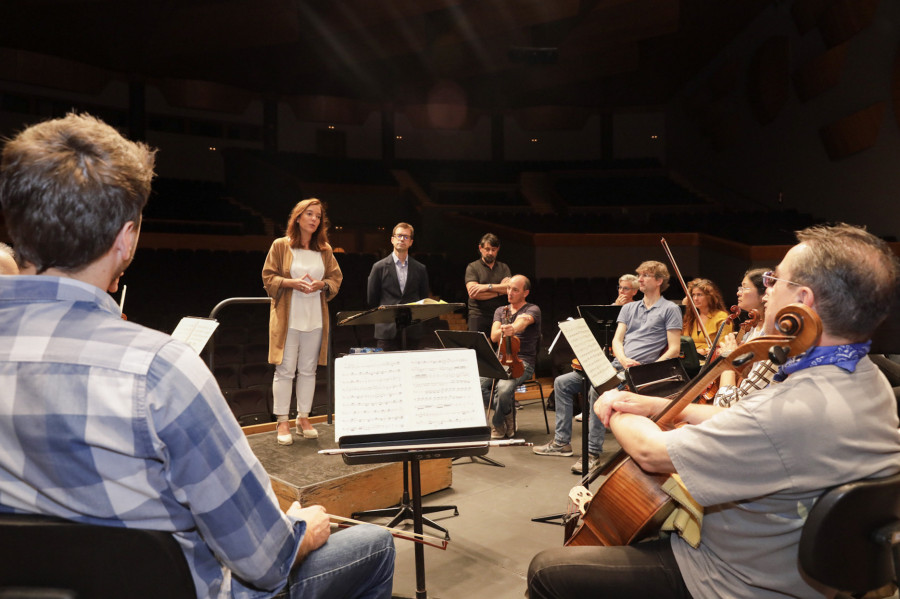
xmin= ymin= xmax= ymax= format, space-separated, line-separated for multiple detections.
xmin=243 ymin=419 xmax=453 ymax=517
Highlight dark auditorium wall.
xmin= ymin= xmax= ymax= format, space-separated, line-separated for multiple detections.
xmin=666 ymin=0 xmax=900 ymax=240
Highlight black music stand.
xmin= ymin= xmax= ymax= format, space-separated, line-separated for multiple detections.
xmin=337 ymin=302 xmax=464 ymax=351
xmin=435 ymin=330 xmax=510 ymax=467
xmin=340 ymin=427 xmax=490 ymax=599
xmin=532 ymin=318 xmax=619 ymax=526
xmin=577 ymin=304 xmax=622 ymax=354
xmin=335 ymin=304 xmax=466 ymax=531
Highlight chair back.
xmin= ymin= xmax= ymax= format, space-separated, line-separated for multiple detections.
xmin=0 ymin=512 xmax=196 ymax=599
xmin=678 ymin=335 xmax=701 ymax=377
xmin=799 ymin=472 xmax=900 ymax=594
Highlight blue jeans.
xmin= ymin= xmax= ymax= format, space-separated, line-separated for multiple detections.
xmin=284 ymin=524 xmax=395 ymax=599
xmin=552 ymin=370 xmax=604 ymax=455
xmin=480 ymin=361 xmax=535 ymax=430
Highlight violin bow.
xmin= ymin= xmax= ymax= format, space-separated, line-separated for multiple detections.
xmin=329 ymin=514 xmax=449 ymax=550
xmin=660 ymin=237 xmax=712 ymax=349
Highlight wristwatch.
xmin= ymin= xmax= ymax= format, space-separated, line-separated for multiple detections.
xmin=488 ymin=283 xmax=493 ymax=291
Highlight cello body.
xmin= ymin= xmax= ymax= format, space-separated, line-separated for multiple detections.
xmin=565 ymin=455 xmax=675 ymax=546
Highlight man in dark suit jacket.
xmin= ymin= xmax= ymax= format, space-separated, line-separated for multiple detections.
xmin=366 ymin=222 xmax=430 ymax=350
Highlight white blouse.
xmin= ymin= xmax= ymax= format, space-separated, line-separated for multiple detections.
xmin=288 ymin=248 xmax=325 ymax=331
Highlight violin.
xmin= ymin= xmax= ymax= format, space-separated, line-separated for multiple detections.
xmin=497 ymin=305 xmax=525 ymax=379
xmin=563 ymin=303 xmax=822 ymax=547
xmin=739 ymin=308 xmax=761 ymax=338
xmin=696 ymin=306 xmax=742 ymax=404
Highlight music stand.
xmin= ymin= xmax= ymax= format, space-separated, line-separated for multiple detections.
xmin=337 ymin=302 xmax=464 ymax=351
xmin=532 ymin=318 xmax=619 ymax=525
xmin=339 ymin=427 xmax=489 ymax=599
xmin=435 ymin=330 xmax=510 ymax=467
xmin=576 ymin=305 xmax=622 ymax=354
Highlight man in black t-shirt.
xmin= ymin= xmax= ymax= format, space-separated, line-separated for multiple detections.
xmin=464 ymin=233 xmax=511 ymax=335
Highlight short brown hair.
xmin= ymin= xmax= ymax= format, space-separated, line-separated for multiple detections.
xmin=0 ymin=113 xmax=156 ymax=273
xmin=636 ymin=260 xmax=670 ymax=292
xmin=393 ymin=222 xmax=414 ymax=238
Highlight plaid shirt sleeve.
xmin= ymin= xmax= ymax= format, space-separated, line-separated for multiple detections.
xmin=713 ymin=359 xmax=779 ymax=408
xmin=145 ymin=341 xmax=303 ymax=595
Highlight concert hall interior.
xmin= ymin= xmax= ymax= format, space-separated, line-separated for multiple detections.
xmin=2 ymin=1 xmax=900 ymax=598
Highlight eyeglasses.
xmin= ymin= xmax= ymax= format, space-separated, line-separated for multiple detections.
xmin=618 ymin=285 xmax=636 ymax=291
xmin=393 ymin=234 xmax=411 ymax=241
xmin=762 ymin=271 xmax=801 ymax=288
xmin=737 ymin=286 xmax=752 ymax=293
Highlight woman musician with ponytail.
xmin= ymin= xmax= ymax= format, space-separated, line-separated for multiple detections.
xmin=713 ymin=267 xmax=778 ymax=407
xmin=528 ymin=223 xmax=900 ymax=599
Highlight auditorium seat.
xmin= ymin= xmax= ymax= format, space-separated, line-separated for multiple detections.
xmin=226 ymin=388 xmax=271 ymax=426
xmin=239 ymin=362 xmax=273 ymax=389
xmin=213 ymin=364 xmax=240 ymax=389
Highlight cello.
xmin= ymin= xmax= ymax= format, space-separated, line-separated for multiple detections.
xmin=564 ymin=303 xmax=822 ymax=547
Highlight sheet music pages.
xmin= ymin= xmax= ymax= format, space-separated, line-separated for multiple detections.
xmin=334 ymin=348 xmax=485 ymax=440
xmin=171 ymin=317 xmax=219 ymax=353
xmin=558 ymin=318 xmax=617 ymax=388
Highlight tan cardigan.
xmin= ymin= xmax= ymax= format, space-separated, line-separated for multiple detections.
xmin=262 ymin=237 xmax=343 ymax=366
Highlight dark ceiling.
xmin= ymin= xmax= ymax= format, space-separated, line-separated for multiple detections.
xmin=1 ymin=0 xmax=773 ymax=113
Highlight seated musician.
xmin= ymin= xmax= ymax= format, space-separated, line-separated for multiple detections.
xmin=480 ymin=274 xmax=541 ymax=439
xmin=714 ymin=267 xmax=778 ymax=407
xmin=682 ymin=278 xmax=731 ymax=357
xmin=528 ymin=223 xmax=900 ymax=599
xmin=533 ymin=261 xmax=682 ymax=475
xmin=612 ymin=273 xmax=640 ymax=305
xmin=0 ymin=113 xmax=395 ymax=599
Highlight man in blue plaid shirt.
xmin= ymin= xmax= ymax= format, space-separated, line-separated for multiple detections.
xmin=0 ymin=113 xmax=394 ymax=598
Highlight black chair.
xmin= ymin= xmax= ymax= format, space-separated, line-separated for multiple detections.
xmin=515 ymin=371 xmax=550 ymax=433
xmin=0 ymin=512 xmax=195 ymax=599
xmin=799 ymin=472 xmax=900 ymax=598
xmin=678 ymin=335 xmax=701 ymax=378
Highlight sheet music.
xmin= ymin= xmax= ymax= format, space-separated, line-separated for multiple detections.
xmin=559 ymin=318 xmax=617 ymax=387
xmin=334 ymin=348 xmax=485 ymax=440
xmin=171 ymin=317 xmax=219 ymax=353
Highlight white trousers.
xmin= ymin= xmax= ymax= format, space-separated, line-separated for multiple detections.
xmin=273 ymin=328 xmax=322 ymax=418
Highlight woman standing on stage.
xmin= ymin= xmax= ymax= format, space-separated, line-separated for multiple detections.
xmin=263 ymin=198 xmax=342 ymax=445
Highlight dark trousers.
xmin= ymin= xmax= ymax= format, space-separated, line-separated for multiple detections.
xmin=527 ymin=537 xmax=693 ymax=599
xmin=467 ymin=313 xmax=493 ymax=336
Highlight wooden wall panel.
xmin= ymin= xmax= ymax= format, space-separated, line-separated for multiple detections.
xmin=747 ymin=36 xmax=791 ymax=125
xmin=819 ymin=102 xmax=885 ymax=160
xmin=818 ymin=0 xmax=879 ymax=48
xmin=793 ymin=43 xmax=847 ymax=103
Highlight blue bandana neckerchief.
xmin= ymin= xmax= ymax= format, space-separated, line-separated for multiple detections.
xmin=773 ymin=341 xmax=872 ymax=382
